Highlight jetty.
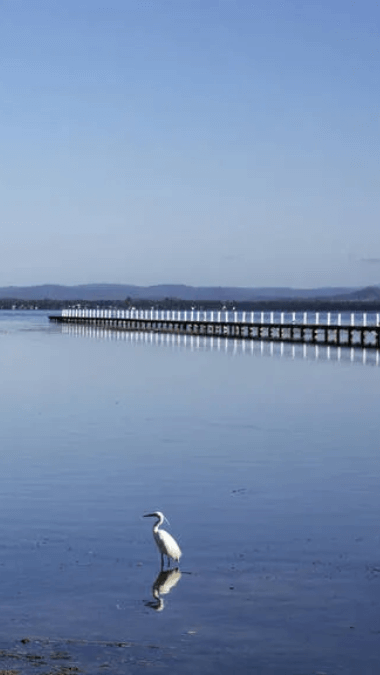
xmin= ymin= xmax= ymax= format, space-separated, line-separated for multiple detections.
xmin=49 ymin=309 xmax=380 ymax=350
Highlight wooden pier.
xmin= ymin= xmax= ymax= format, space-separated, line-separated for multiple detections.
xmin=49 ymin=310 xmax=380 ymax=350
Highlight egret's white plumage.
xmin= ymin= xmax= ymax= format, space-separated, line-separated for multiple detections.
xmin=143 ymin=511 xmax=182 ymax=568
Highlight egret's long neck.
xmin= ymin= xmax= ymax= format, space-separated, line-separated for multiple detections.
xmin=153 ymin=514 xmax=164 ymax=532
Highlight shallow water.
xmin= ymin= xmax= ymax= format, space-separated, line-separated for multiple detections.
xmin=0 ymin=310 xmax=379 ymax=673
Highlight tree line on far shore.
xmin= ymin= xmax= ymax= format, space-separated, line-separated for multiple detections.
xmin=2 ymin=297 xmax=380 ymax=312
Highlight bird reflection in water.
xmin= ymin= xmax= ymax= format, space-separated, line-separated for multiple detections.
xmin=145 ymin=568 xmax=182 ymax=612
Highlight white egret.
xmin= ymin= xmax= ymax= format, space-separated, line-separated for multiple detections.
xmin=143 ymin=511 xmax=182 ymax=568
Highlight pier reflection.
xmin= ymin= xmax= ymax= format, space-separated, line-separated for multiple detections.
xmin=144 ymin=568 xmax=182 ymax=612
xmin=59 ymin=324 xmax=380 ymax=368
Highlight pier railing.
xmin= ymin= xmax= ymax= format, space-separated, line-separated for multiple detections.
xmin=60 ymin=308 xmax=380 ymax=327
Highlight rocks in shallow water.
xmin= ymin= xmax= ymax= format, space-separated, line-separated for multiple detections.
xmin=0 ymin=637 xmax=174 ymax=674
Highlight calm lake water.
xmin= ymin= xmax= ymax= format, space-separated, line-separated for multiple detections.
xmin=0 ymin=311 xmax=379 ymax=674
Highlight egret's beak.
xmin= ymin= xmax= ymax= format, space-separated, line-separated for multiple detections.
xmin=143 ymin=513 xmax=155 ymax=518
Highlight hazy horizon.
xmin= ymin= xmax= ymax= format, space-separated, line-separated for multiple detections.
xmin=0 ymin=280 xmax=370 ymax=291
xmin=1 ymin=0 xmax=379 ymax=288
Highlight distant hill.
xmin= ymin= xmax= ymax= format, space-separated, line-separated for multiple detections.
xmin=0 ymin=283 xmax=364 ymax=302
xmin=326 ymin=286 xmax=380 ymax=302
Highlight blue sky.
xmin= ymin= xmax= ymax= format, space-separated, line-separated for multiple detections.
xmin=1 ymin=0 xmax=379 ymax=288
